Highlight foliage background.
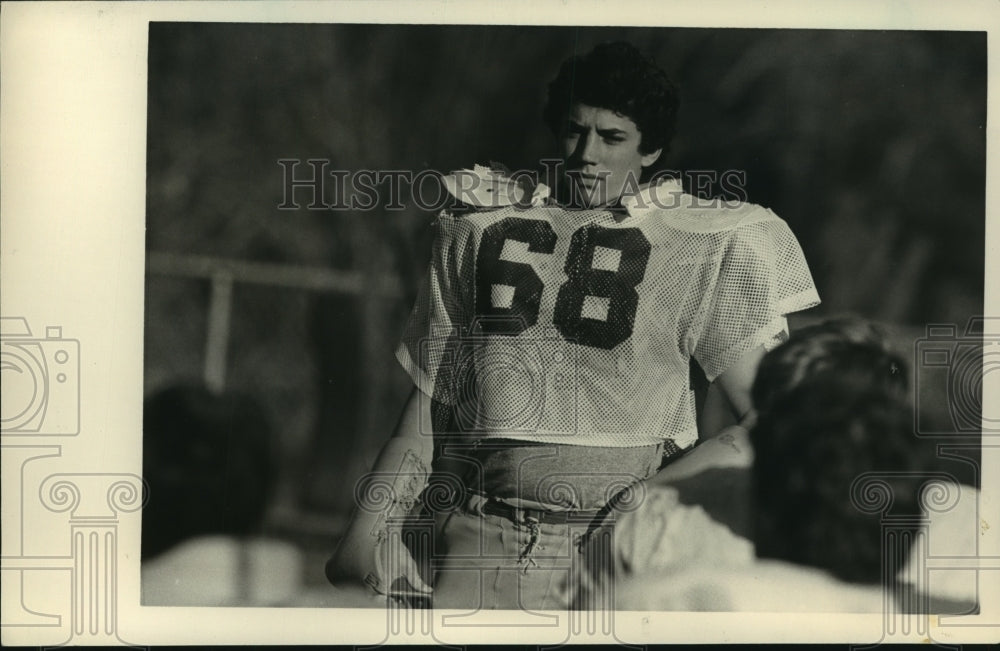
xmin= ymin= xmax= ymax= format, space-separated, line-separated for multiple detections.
xmin=144 ymin=23 xmax=986 ymax=575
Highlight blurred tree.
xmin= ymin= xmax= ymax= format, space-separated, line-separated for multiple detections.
xmin=145 ymin=24 xmax=985 ymax=521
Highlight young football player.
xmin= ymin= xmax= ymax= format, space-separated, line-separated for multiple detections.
xmin=327 ymin=41 xmax=820 ymax=610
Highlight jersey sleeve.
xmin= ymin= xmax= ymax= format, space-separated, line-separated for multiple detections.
xmin=692 ymin=210 xmax=820 ymax=381
xmin=394 ymin=212 xmax=476 ymax=404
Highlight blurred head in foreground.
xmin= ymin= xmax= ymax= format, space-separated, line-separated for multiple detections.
xmin=142 ymin=384 xmax=274 ymax=560
xmin=750 ymin=318 xmax=921 ymax=584
xmin=575 ymin=319 xmax=928 ymax=610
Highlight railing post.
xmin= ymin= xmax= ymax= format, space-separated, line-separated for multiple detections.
xmin=204 ymin=270 xmax=234 ymax=393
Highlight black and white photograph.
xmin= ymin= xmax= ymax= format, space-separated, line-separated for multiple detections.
xmin=142 ymin=18 xmax=986 ymax=611
xmin=2 ymin=1 xmax=998 ymax=646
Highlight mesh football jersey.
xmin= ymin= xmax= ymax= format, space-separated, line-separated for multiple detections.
xmin=396 ymin=189 xmax=820 ymax=448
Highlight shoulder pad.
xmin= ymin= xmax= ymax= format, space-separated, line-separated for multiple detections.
xmin=441 ymin=164 xmax=551 ymax=209
xmin=659 ymin=200 xmax=781 ymax=234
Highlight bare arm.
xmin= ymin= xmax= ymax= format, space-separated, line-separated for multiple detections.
xmin=697 ymin=383 xmax=737 ymax=439
xmin=651 ymin=346 xmax=765 ymax=484
xmin=712 ymin=344 xmax=764 ymax=431
xmin=325 ymin=386 xmax=435 ymax=596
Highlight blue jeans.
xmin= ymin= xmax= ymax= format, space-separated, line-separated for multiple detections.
xmin=425 ymin=440 xmax=669 ymax=610
xmin=431 ymin=494 xmax=584 ymax=611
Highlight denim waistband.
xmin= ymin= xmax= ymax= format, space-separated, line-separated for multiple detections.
xmin=453 ymin=440 xmax=666 ymax=511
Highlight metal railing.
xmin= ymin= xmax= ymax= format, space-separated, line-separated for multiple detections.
xmin=145 ymin=250 xmax=404 ymax=392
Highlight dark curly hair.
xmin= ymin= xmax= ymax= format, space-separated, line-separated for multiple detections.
xmin=750 ymin=319 xmax=924 ymax=585
xmin=543 ymin=41 xmax=679 ymax=156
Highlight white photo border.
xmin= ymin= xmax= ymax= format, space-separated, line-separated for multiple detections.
xmin=1 ymin=0 xmax=998 ymax=645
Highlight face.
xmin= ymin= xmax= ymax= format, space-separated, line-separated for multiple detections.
xmin=559 ymin=103 xmax=662 ymax=208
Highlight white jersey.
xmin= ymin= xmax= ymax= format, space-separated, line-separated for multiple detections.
xmin=396 ymin=185 xmax=820 ymax=448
